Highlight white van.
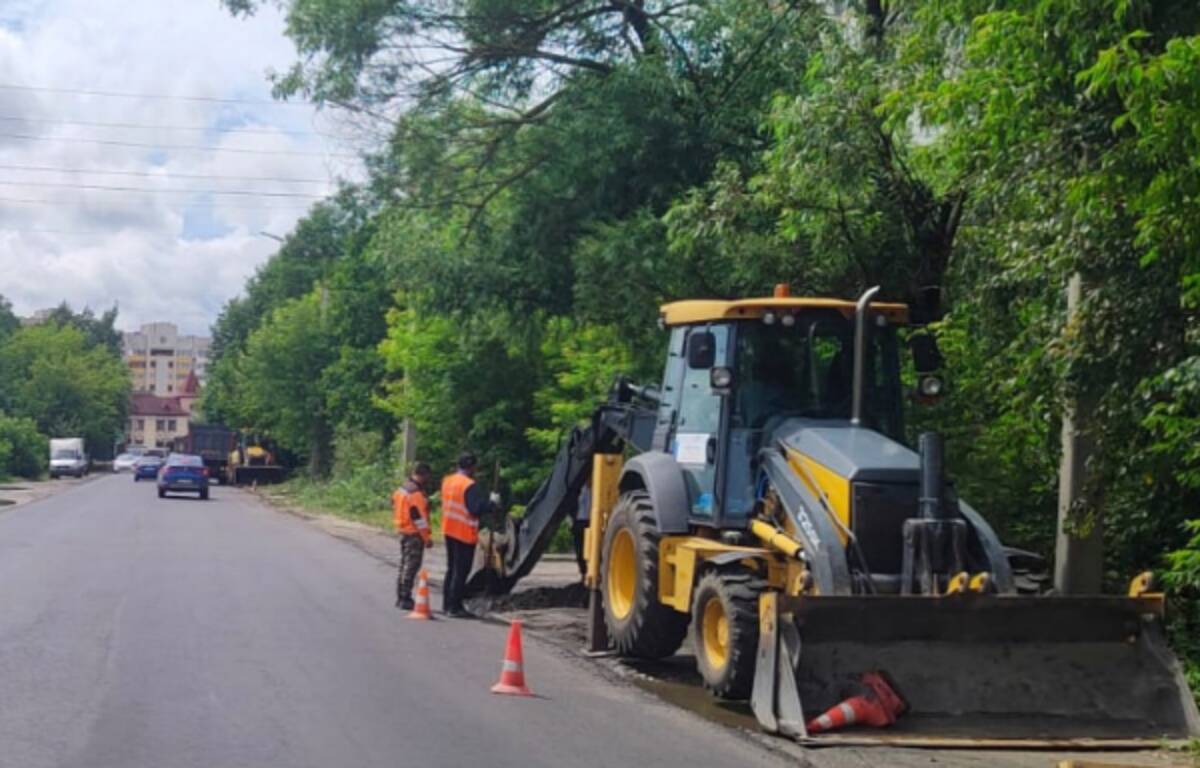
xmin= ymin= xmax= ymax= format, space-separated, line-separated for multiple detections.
xmin=49 ymin=438 xmax=88 ymax=479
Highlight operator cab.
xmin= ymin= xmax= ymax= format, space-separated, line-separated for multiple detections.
xmin=655 ymin=288 xmax=911 ymax=529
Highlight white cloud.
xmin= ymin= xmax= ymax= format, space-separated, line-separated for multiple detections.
xmin=0 ymin=0 xmax=370 ymax=335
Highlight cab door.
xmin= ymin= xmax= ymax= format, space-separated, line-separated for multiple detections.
xmin=672 ymin=325 xmax=730 ymax=521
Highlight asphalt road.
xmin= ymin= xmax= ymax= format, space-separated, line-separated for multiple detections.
xmin=0 ymin=475 xmax=789 ymax=768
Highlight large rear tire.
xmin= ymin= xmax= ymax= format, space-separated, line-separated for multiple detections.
xmin=691 ymin=569 xmax=764 ymax=700
xmin=602 ymin=490 xmax=689 ymax=659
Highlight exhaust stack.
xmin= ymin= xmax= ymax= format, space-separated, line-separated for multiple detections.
xmin=851 ymin=286 xmax=881 ymax=426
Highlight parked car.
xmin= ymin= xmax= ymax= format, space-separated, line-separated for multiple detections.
xmin=133 ymin=455 xmax=164 ymax=482
xmin=157 ymin=454 xmax=209 ymax=500
xmin=113 ymin=453 xmax=140 ymax=473
xmin=49 ymin=437 xmax=88 ymax=479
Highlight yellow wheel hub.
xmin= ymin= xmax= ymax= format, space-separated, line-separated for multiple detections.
xmin=702 ymin=596 xmax=729 ymax=671
xmin=607 ymin=528 xmax=637 ymax=620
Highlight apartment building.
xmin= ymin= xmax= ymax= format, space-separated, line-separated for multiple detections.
xmin=122 ymin=322 xmax=211 ymax=396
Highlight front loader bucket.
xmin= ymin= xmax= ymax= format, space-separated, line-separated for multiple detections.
xmin=751 ymin=592 xmax=1200 ymax=747
xmin=234 ymin=466 xmax=285 ymax=486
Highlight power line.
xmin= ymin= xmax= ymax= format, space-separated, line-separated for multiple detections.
xmin=0 ymin=195 xmax=313 ymax=210
xmin=0 ymin=114 xmax=328 ymax=138
xmin=0 ymin=162 xmax=333 ymax=184
xmin=0 ymin=82 xmax=313 ymax=107
xmin=0 ymin=131 xmax=358 ymax=158
xmin=0 ymin=179 xmax=329 ymax=198
xmin=0 ymin=226 xmax=106 ymax=236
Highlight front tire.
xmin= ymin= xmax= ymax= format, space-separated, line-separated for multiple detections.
xmin=199 ymin=489 xmax=209 ymax=501
xmin=691 ymin=569 xmax=764 ymax=700
xmin=602 ymin=490 xmax=689 ymax=659
xmin=157 ymin=488 xmax=166 ymax=499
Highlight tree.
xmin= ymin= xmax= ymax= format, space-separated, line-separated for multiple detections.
xmin=227 ymin=292 xmax=337 ymax=474
xmin=0 ymin=323 xmax=129 ymax=456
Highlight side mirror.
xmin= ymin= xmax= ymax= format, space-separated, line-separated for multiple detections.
xmin=910 ymin=333 xmax=943 ymax=374
xmin=687 ymin=331 xmax=716 ymax=369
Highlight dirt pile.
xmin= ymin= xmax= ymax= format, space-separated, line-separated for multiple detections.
xmin=468 ymin=582 xmax=588 ymax=613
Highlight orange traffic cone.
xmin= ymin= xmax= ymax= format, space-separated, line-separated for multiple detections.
xmin=407 ymin=570 xmax=433 ymax=620
xmin=490 ymin=620 xmax=533 ymax=696
xmin=806 ymin=671 xmax=906 ymax=734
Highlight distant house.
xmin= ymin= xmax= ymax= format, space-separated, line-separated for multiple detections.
xmin=127 ymin=393 xmax=190 ymax=450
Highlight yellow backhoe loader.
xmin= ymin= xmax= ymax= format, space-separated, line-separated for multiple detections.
xmin=467 ymin=286 xmax=1199 ymax=746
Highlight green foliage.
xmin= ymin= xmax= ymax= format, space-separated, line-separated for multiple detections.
xmin=219 ymin=0 xmax=1200 ymax=681
xmin=225 ymin=292 xmax=337 ymax=472
xmin=527 ymin=320 xmax=635 ymax=459
xmin=0 ymin=412 xmax=47 ymax=479
xmin=0 ymin=323 xmax=129 ymax=458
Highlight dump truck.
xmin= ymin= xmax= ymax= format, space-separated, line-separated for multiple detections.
xmin=173 ymin=424 xmax=236 ymax=483
xmin=467 ymin=285 xmax=1200 ymax=746
xmin=225 ymin=434 xmax=285 ymax=486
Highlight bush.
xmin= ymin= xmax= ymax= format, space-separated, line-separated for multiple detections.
xmin=1164 ymin=520 xmax=1200 ymax=703
xmin=0 ymin=413 xmax=46 ymax=479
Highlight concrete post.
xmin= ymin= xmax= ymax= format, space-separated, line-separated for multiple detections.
xmin=400 ymin=418 xmax=416 ymax=469
xmin=1054 ymin=273 xmax=1103 ymax=594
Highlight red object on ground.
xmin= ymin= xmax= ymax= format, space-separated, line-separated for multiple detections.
xmin=408 ymin=570 xmax=433 ymax=620
xmin=491 ymin=620 xmax=533 ymax=697
xmin=805 ymin=671 xmax=907 ymax=734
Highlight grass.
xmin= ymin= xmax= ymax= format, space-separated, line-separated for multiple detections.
xmin=269 ymin=472 xmax=576 ymax=553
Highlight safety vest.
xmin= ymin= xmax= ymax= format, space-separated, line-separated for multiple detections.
xmin=393 ymin=483 xmax=431 ymax=542
xmin=441 ymin=471 xmax=479 ymax=544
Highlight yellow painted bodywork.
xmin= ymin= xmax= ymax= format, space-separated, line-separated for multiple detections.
xmin=788 ymin=451 xmax=852 ymax=544
xmin=658 ymin=536 xmax=784 ymax=613
xmin=584 ymin=454 xmax=623 ymax=590
xmin=660 ymin=297 xmax=909 ymax=327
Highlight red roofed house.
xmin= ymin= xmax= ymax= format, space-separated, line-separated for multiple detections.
xmin=127 ymin=393 xmax=191 ymax=450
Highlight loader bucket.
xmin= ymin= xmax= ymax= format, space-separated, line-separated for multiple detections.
xmin=751 ymin=592 xmax=1200 ymax=747
xmin=233 ymin=465 xmax=285 ymax=486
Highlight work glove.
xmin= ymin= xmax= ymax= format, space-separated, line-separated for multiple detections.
xmin=489 ymin=491 xmax=501 ymax=506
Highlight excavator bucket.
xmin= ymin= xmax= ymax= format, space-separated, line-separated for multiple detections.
xmin=751 ymin=592 xmax=1200 ymax=747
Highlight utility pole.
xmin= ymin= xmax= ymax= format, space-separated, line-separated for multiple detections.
xmin=1054 ymin=273 xmax=1103 ymax=594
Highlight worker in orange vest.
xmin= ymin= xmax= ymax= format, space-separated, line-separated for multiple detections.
xmin=440 ymin=452 xmax=499 ymax=617
xmin=393 ymin=462 xmax=433 ymax=611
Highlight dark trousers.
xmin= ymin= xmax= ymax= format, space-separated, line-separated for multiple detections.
xmin=397 ymin=534 xmax=425 ymax=603
xmin=443 ymin=536 xmax=475 ymax=612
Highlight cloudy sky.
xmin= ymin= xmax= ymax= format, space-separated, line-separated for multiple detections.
xmin=0 ymin=0 xmax=367 ymax=335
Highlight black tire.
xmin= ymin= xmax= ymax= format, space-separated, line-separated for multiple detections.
xmin=157 ymin=488 xmax=166 ymax=499
xmin=602 ymin=490 xmax=689 ymax=659
xmin=691 ymin=569 xmax=764 ymax=700
xmin=199 ymin=489 xmax=209 ymax=501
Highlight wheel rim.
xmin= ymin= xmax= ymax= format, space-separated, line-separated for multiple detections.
xmin=607 ymin=528 xmax=637 ymax=620
xmin=702 ymin=596 xmax=729 ymax=671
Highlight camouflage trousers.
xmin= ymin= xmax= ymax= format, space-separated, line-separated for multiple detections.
xmin=397 ymin=534 xmax=425 ymax=603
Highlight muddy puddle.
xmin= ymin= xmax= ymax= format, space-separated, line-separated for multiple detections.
xmin=623 ymin=655 xmax=761 ymax=732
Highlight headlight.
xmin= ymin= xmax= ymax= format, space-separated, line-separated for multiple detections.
xmin=762 ymin=311 xmax=777 ymax=326
xmin=919 ymin=375 xmax=944 ymax=397
xmin=710 ymin=366 xmax=734 ymax=390
xmin=780 ymin=313 xmax=796 ymax=327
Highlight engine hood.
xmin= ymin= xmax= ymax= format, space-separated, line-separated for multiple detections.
xmin=770 ymin=418 xmax=919 ymax=483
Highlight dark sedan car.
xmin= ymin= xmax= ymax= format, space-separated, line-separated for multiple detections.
xmin=157 ymin=454 xmax=210 ymax=500
xmin=133 ymin=455 xmax=164 ymax=481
